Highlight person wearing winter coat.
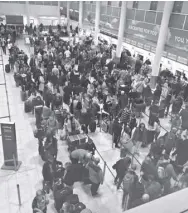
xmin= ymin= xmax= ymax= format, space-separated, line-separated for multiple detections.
xmin=163 ymin=127 xmax=177 ymax=155
xmin=113 ymin=156 xmax=131 ymax=189
xmin=172 ymin=130 xmax=188 ymax=166
xmin=70 ymin=149 xmax=92 ymax=164
xmin=141 ymin=155 xmax=158 ymax=182
xmin=85 ymin=158 xmax=103 ymax=196
xmin=145 ymin=175 xmax=162 ymax=201
xmin=157 ymin=154 xmax=177 ymax=195
xmin=122 ymin=165 xmax=137 ymax=210
xmin=179 ymin=103 xmax=188 ymax=130
xmin=132 ymin=123 xmax=147 ymax=153
xmin=171 ymin=95 xmax=183 ymax=115
xmin=112 ymin=118 xmax=122 ymax=148
xmin=118 ymin=91 xmax=128 ymax=110
xmin=32 ymin=190 xmax=49 ymax=213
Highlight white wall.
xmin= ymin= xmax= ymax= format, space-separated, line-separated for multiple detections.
xmin=0 ymin=2 xmax=59 ymax=20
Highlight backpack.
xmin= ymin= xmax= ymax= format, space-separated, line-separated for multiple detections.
xmin=158 ymin=164 xmax=168 ymax=179
xmin=76 ymin=101 xmax=82 ymax=110
xmin=123 ymin=171 xmax=135 ymax=193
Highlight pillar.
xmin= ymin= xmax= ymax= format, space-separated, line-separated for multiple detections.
xmin=94 ymin=1 xmax=101 ymax=46
xmin=150 ymin=1 xmax=174 ymax=88
xmin=25 ymin=1 xmax=30 ymax=26
xmin=79 ymin=1 xmax=83 ymax=29
xmin=58 ymin=1 xmax=61 ymax=25
xmin=116 ymin=1 xmax=127 ymax=58
xmin=67 ymin=1 xmax=70 ymax=31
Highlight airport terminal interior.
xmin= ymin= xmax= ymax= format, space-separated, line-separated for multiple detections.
xmin=1 ymin=1 xmax=188 ymax=213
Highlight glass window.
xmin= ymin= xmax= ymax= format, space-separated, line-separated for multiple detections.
xmin=119 ymin=1 xmax=122 ymax=7
xmin=29 ymin=1 xmax=35 ymax=4
xmin=107 ymin=1 xmax=111 ymax=6
xmin=150 ymin=1 xmax=158 ymax=11
xmin=44 ymin=1 xmax=51 ymax=5
xmin=51 ymin=1 xmax=58 ymax=6
xmin=133 ymin=1 xmax=139 ymax=9
xmin=35 ymin=1 xmax=44 ymax=5
xmin=172 ymin=1 xmax=183 ymax=13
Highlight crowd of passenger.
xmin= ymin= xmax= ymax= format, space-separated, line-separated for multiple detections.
xmin=2 ymin=22 xmax=188 ymax=212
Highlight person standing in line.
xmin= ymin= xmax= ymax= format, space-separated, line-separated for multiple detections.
xmin=1 ymin=37 xmax=6 ymax=55
xmin=113 ymin=156 xmax=132 ymax=190
xmin=7 ymin=40 xmax=12 ymax=55
xmin=32 ymin=189 xmax=49 ymax=213
xmin=85 ymin=158 xmax=103 ymax=196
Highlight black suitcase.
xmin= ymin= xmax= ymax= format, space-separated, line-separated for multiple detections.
xmin=5 ymin=64 xmax=10 ymax=73
xmin=159 ymin=108 xmax=165 ymax=118
xmin=20 ymin=90 xmax=27 ymax=102
xmin=89 ymin=120 xmax=96 ymax=133
xmin=24 ymin=100 xmax=32 ymax=113
xmin=66 ymin=194 xmax=79 ymax=205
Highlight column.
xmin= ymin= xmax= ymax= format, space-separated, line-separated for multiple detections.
xmin=67 ymin=1 xmax=70 ymax=31
xmin=150 ymin=1 xmax=174 ymax=88
xmin=79 ymin=1 xmax=83 ymax=29
xmin=58 ymin=1 xmax=61 ymax=25
xmin=94 ymin=1 xmax=101 ymax=46
xmin=116 ymin=1 xmax=127 ymax=58
xmin=25 ymin=1 xmax=30 ymax=26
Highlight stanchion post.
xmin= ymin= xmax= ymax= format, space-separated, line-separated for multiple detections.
xmin=102 ymin=161 xmax=107 ymax=184
xmin=100 ymin=109 xmax=102 ymax=132
xmin=17 ymin=184 xmax=22 ymax=206
xmin=13 ymin=154 xmax=17 ymax=171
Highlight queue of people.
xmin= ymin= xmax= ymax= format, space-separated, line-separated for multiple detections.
xmin=3 ymin=21 xmax=188 ymax=213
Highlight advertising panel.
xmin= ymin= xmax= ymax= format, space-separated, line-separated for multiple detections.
xmin=1 ymin=122 xmax=21 ymax=170
xmin=124 ymin=20 xmax=188 ymax=65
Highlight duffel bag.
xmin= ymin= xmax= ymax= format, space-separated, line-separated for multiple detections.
xmin=24 ymin=100 xmax=32 ymax=113
xmin=66 ymin=194 xmax=79 ymax=205
xmin=74 ymin=202 xmax=86 ymax=213
xmin=20 ymin=90 xmax=27 ymax=102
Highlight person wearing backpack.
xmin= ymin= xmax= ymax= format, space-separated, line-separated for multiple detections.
xmin=145 ymin=175 xmax=162 ymax=201
xmin=113 ymin=156 xmax=131 ymax=190
xmin=157 ymin=154 xmax=177 ymax=195
xmin=122 ymin=165 xmax=137 ymax=210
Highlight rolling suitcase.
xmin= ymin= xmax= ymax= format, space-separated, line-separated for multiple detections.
xmin=20 ymin=90 xmax=27 ymax=102
xmin=24 ymin=100 xmax=32 ymax=113
xmin=89 ymin=120 xmax=96 ymax=133
xmin=5 ymin=64 xmax=10 ymax=73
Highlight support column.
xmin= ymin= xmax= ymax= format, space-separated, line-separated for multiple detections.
xmin=25 ymin=1 xmax=30 ymax=26
xmin=79 ymin=1 xmax=83 ymax=29
xmin=150 ymin=1 xmax=174 ymax=88
xmin=94 ymin=1 xmax=101 ymax=46
xmin=67 ymin=1 xmax=70 ymax=31
xmin=116 ymin=1 xmax=127 ymax=58
xmin=58 ymin=1 xmax=61 ymax=25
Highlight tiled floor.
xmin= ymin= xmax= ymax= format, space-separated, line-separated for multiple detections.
xmin=0 ymin=38 xmax=172 ymax=213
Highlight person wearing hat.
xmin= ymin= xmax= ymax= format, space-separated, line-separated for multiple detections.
xmin=85 ymin=157 xmax=103 ymax=196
